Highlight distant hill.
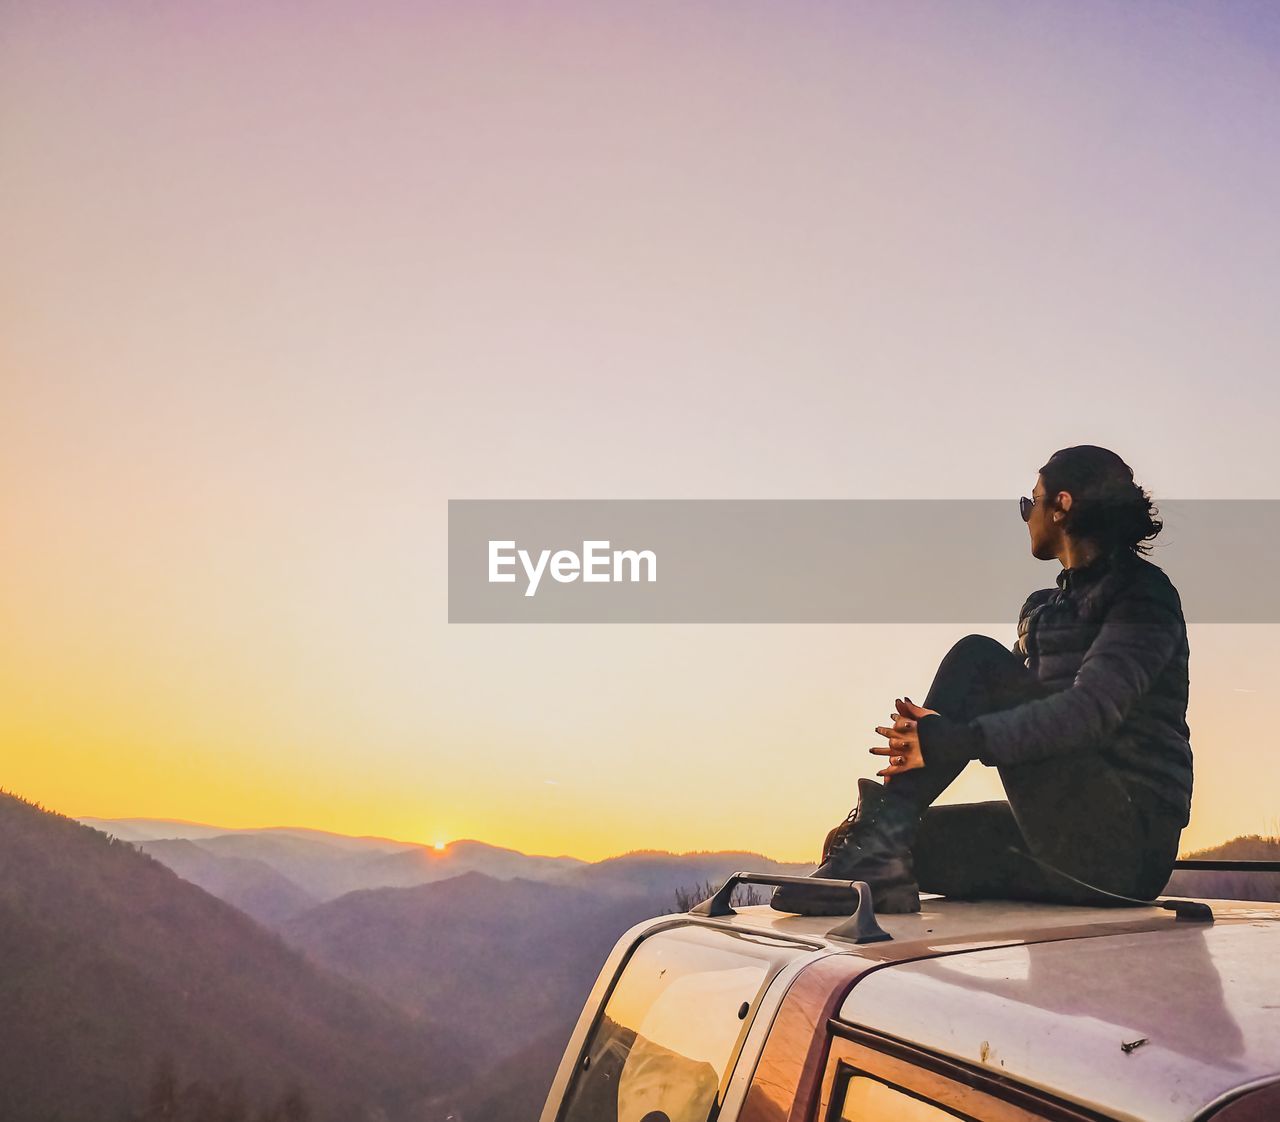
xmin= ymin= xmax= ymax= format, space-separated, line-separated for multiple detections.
xmin=0 ymin=791 xmax=473 ymax=1122
xmin=552 ymin=848 xmax=813 ymax=897
xmin=78 ymin=817 xmax=422 ymax=854
xmin=353 ymin=838 xmax=587 ymax=893
xmin=83 ymin=822 xmax=421 ymax=900
xmin=136 ymin=838 xmax=319 ymax=926
xmin=1165 ymin=835 xmax=1280 ymax=902
xmin=83 ymin=817 xmax=589 ymax=902
xmin=283 ymin=870 xmax=671 ymax=1066
xmin=182 ymin=832 xmax=402 ymax=900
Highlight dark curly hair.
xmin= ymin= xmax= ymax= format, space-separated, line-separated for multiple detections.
xmin=1038 ymin=445 xmax=1163 ymax=556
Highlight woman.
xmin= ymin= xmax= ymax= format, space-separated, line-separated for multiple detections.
xmin=771 ymin=445 xmax=1192 ymax=916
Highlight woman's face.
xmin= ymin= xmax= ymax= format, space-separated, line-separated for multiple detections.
xmin=1027 ymin=473 xmax=1065 ymax=560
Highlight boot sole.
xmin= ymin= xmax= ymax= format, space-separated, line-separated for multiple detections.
xmin=769 ymin=886 xmax=856 ymax=916
xmin=872 ymin=884 xmax=922 ymax=914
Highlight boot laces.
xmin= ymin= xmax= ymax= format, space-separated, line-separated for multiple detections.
xmin=824 ymin=806 xmax=859 ymax=852
xmin=824 ymin=806 xmax=874 ymax=861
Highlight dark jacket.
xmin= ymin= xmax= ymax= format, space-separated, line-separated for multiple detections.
xmin=920 ymin=544 xmax=1193 ymax=826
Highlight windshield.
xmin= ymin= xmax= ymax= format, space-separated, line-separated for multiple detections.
xmin=557 ymin=924 xmax=804 ymax=1122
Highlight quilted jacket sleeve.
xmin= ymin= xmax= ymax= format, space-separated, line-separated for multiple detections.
xmin=970 ymin=579 xmax=1185 ymax=768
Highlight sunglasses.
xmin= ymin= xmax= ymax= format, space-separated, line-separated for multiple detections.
xmin=1019 ymin=495 xmax=1042 ymax=522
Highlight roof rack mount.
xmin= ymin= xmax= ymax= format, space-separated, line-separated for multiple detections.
xmin=689 ymin=871 xmax=892 ymax=945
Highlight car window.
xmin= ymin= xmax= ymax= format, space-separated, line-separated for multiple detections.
xmin=836 ymin=1074 xmax=971 ymax=1121
xmin=820 ymin=1037 xmax=1091 ymax=1122
xmin=557 ymin=924 xmax=801 ymax=1122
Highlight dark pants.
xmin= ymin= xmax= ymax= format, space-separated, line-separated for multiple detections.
xmin=886 ymin=635 xmax=1184 ymax=906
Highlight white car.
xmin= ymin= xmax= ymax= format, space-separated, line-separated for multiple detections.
xmin=540 ymin=868 xmax=1280 ymax=1122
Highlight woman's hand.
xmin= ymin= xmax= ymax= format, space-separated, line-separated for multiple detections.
xmin=870 ymin=696 xmax=939 ymax=781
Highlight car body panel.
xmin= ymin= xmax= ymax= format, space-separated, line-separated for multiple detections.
xmin=838 ymin=914 xmax=1280 ymax=1122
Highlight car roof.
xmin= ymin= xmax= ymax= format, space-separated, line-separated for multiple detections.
xmin=698 ymin=893 xmax=1253 ymax=950
xmin=841 ymin=917 xmax=1280 ymax=1122
xmin=681 ymin=895 xmax=1280 ymax=1121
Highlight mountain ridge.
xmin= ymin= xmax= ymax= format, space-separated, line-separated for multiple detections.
xmin=0 ymin=790 xmax=473 ymax=1122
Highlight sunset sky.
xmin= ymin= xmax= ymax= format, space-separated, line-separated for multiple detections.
xmin=3 ymin=1 xmax=1279 ymax=862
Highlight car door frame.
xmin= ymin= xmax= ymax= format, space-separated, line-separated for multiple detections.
xmin=817 ymin=1023 xmax=1115 ymax=1122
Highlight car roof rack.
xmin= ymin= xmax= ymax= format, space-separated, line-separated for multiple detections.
xmin=688 ymin=862 xmax=1280 ymax=942
xmin=1161 ymin=860 xmax=1280 ymax=922
xmin=688 ymin=871 xmax=892 ymax=944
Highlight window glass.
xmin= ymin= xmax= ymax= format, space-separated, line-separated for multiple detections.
xmin=838 ymin=1074 xmax=971 ymax=1122
xmin=558 ymin=924 xmax=798 ymax=1122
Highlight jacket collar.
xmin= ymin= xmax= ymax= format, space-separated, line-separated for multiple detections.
xmin=1056 ymin=544 xmax=1130 ymax=593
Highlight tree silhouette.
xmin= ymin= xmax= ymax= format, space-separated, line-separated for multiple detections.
xmin=670 ymin=878 xmax=767 ymax=914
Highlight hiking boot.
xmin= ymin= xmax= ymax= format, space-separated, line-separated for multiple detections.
xmin=771 ymin=779 xmax=923 ymax=915
xmin=817 ymin=775 xmax=903 ymax=865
